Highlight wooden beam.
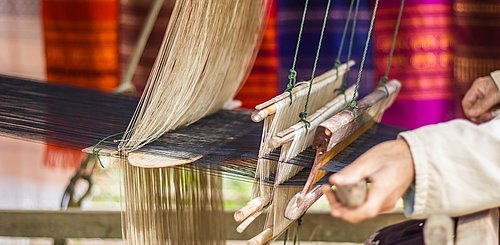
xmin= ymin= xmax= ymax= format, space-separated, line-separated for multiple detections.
xmin=456 ymin=209 xmax=499 ymax=245
xmin=0 ymin=209 xmax=406 ymax=242
xmin=0 ymin=209 xmax=122 ymax=239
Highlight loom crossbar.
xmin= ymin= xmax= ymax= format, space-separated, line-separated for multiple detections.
xmin=0 ymin=75 xmax=403 ymax=186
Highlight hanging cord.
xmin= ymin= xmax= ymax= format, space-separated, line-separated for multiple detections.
xmin=116 ymin=0 xmax=165 ymax=94
xmin=379 ymin=0 xmax=405 ymax=92
xmin=337 ymin=0 xmax=361 ymax=104
xmin=334 ymin=0 xmax=355 ymax=93
xmin=344 ymin=0 xmax=361 ymax=85
xmin=300 ymin=0 xmax=332 ymax=128
xmin=349 ymin=0 xmax=380 ymax=110
xmin=285 ymin=0 xmax=310 ymax=103
xmin=283 ymin=229 xmax=289 ymax=245
xmin=293 ymin=217 xmax=303 ymax=245
xmin=92 ymin=132 xmax=124 ymax=168
xmin=60 ymin=154 xmax=96 ymax=209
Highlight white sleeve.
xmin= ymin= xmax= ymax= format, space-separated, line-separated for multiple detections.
xmin=399 ymin=116 xmax=500 ymax=219
xmin=490 ymin=70 xmax=500 ymax=90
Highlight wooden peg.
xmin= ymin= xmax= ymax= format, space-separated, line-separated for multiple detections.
xmin=234 ymin=197 xmax=267 ymax=222
xmin=237 ymin=210 xmax=263 ymax=233
xmin=247 ymin=228 xmax=273 ymax=245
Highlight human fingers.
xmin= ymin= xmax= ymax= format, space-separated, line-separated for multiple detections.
xmin=464 ymin=77 xmax=500 ymax=119
xmin=329 ymin=145 xmax=385 ymax=186
xmin=462 ymin=81 xmax=481 ymax=118
xmin=474 ymin=111 xmax=493 ymax=123
xmin=468 ymin=92 xmax=499 ymax=120
xmin=331 ymin=178 xmax=388 ymax=223
xmin=322 ymin=184 xmax=343 ymax=217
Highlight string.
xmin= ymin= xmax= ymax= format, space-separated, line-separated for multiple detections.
xmin=379 ymin=0 xmax=405 ymax=88
xmin=293 ymin=218 xmax=303 ymax=245
xmin=334 ymin=0 xmax=355 ymax=92
xmin=300 ymin=0 xmax=332 ymax=128
xmin=285 ymin=0 xmax=309 ymax=103
xmin=349 ymin=0 xmax=380 ymax=109
xmin=92 ymin=132 xmax=124 ymax=167
xmin=345 ymin=0 xmax=361 ymax=83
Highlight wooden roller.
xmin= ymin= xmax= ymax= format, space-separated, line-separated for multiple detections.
xmin=285 ymin=80 xmax=401 ymax=220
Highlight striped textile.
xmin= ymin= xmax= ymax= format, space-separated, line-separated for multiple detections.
xmin=277 ymin=0 xmax=375 ymax=97
xmin=235 ymin=1 xmax=279 ymax=108
xmin=42 ymin=0 xmax=120 ymax=168
xmin=119 ymin=0 xmax=174 ymax=95
xmin=374 ymin=0 xmax=454 ymax=129
xmin=42 ymin=0 xmax=119 ymax=91
xmin=453 ymin=0 xmax=500 ymax=116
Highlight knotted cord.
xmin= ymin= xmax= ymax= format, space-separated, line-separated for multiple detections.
xmin=344 ymin=0 xmax=361 ymax=86
xmin=349 ymin=0 xmax=380 ymax=110
xmin=380 ymin=0 xmax=405 ymax=88
xmin=300 ymin=0 xmax=332 ymax=128
xmin=334 ymin=0 xmax=355 ymax=92
xmin=285 ymin=0 xmax=309 ymax=103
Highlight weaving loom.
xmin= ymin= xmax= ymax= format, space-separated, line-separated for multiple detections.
xmin=0 ymin=74 xmax=403 ymax=243
xmin=0 ymin=0 xmax=408 ymax=244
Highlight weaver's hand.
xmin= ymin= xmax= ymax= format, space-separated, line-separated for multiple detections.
xmin=462 ymin=76 xmax=500 ymax=123
xmin=322 ymin=139 xmax=414 ymax=224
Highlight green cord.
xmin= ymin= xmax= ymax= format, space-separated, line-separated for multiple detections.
xmin=92 ymin=132 xmax=123 ymax=168
xmin=300 ymin=0 xmax=331 ymax=128
xmin=349 ymin=0 xmax=380 ymax=110
xmin=334 ymin=0 xmax=355 ymax=91
xmin=339 ymin=0 xmax=361 ymax=95
xmin=346 ymin=0 xmax=361 ymax=77
xmin=335 ymin=0 xmax=355 ymax=63
xmin=380 ymin=0 xmax=405 ymax=88
xmin=335 ymin=0 xmax=361 ymax=105
xmin=285 ymin=0 xmax=309 ymax=103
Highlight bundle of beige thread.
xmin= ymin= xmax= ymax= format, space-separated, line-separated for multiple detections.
xmin=116 ymin=0 xmax=270 ymax=244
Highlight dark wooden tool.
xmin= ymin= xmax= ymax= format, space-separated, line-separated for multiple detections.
xmin=285 ymin=80 xmax=401 ymax=220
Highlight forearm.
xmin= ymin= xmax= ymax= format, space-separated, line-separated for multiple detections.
xmin=400 ymin=117 xmax=500 ymax=219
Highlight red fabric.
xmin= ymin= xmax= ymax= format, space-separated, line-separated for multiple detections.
xmin=42 ymin=0 xmax=119 ymax=92
xmin=42 ymin=0 xmax=120 ymax=168
xmin=235 ymin=2 xmax=279 ymax=109
xmin=119 ymin=0 xmax=174 ymax=95
xmin=374 ymin=1 xmax=455 ymax=129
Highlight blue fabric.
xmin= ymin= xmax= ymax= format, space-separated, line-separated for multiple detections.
xmin=277 ymin=0 xmax=374 ymax=97
xmin=403 ymin=183 xmax=415 ymax=216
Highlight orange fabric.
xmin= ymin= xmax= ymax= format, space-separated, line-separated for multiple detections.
xmin=42 ymin=0 xmax=119 ymax=168
xmin=42 ymin=0 xmax=119 ymax=92
xmin=235 ymin=2 xmax=278 ymax=109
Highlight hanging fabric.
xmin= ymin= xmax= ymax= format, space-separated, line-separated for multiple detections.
xmin=119 ymin=0 xmax=174 ymax=95
xmin=374 ymin=0 xmax=454 ymax=129
xmin=42 ymin=0 xmax=120 ymax=168
xmin=277 ymin=0 xmax=375 ymax=96
xmin=234 ymin=1 xmax=279 ymax=109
